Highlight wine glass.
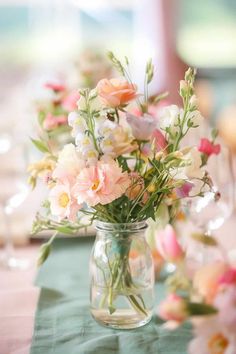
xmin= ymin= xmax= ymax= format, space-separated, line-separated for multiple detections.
xmin=184 ymin=145 xmax=234 ymax=264
xmin=0 ymin=133 xmax=30 ymax=270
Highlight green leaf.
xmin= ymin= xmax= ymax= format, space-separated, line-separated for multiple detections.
xmin=38 ymin=111 xmax=46 ymax=126
xmin=56 ymin=226 xmax=77 ymax=235
xmin=108 ymin=306 xmax=116 ymax=315
xmin=191 ymin=233 xmax=218 ymax=246
xmin=37 ymin=242 xmax=51 ymax=266
xmin=187 ymin=302 xmax=218 ymax=316
xmin=31 ymin=138 xmax=50 ymax=153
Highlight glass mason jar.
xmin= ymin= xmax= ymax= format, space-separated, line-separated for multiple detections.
xmin=90 ymin=220 xmax=154 ymax=329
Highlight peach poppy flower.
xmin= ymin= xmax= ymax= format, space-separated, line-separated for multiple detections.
xmin=193 ymin=262 xmax=228 ymax=304
xmin=49 ymin=181 xmax=81 ymax=221
xmin=72 ymin=160 xmax=130 ymax=206
xmin=96 ymin=78 xmax=138 ymax=108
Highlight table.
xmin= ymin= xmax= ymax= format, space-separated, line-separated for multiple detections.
xmin=30 ymin=237 xmax=192 ymax=354
xmin=0 ymin=246 xmax=39 ymax=354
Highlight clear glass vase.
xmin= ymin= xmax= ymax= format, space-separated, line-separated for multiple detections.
xmin=90 ymin=220 xmax=154 ymax=329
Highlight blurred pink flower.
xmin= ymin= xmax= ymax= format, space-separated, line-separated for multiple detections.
xmin=175 ymin=181 xmax=194 ymax=198
xmin=151 ymin=128 xmax=168 ymax=151
xmin=126 ymin=113 xmax=156 ymax=140
xmin=155 ymin=224 xmax=184 ymax=262
xmin=62 ymin=91 xmax=80 ymax=111
xmin=159 ymin=293 xmax=188 ymax=323
xmin=218 ymin=268 xmax=236 ymax=287
xmin=214 ymin=285 xmax=236 ymax=333
xmin=73 ymin=160 xmax=130 ymax=206
xmin=43 ymin=113 xmax=68 ymax=130
xmin=189 ymin=316 xmax=235 ymax=354
xmin=49 ymin=181 xmax=81 ymax=221
xmin=44 ymin=82 xmax=66 ymax=92
xmin=198 ymin=138 xmax=221 ymax=156
xmin=193 ymin=262 xmax=228 ymax=304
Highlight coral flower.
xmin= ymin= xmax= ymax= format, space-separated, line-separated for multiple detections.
xmin=73 ymin=160 xmax=130 ymax=206
xmin=198 ymin=138 xmax=221 ymax=156
xmin=96 ymin=78 xmax=138 ymax=108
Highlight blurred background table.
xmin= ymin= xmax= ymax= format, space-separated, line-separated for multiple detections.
xmin=0 ymin=245 xmax=39 ymax=354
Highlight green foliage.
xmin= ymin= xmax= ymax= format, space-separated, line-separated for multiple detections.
xmin=30 ymin=138 xmax=50 ymax=153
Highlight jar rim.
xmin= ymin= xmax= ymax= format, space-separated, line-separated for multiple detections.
xmin=95 ymin=220 xmax=148 ymax=232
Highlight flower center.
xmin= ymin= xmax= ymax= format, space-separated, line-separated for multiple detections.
xmin=59 ymin=192 xmax=70 ymax=208
xmin=208 ymin=333 xmax=228 ymax=354
xmin=91 ymin=180 xmax=100 ymax=191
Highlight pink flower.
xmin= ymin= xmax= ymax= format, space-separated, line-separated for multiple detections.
xmin=189 ymin=316 xmax=235 ymax=354
xmin=44 ymin=82 xmax=66 ymax=92
xmin=62 ymin=91 xmax=80 ymax=111
xmin=96 ymin=78 xmax=138 ymax=108
xmin=198 ymin=138 xmax=221 ymax=156
xmin=175 ymin=181 xmax=194 ymax=198
xmin=214 ymin=285 xmax=236 ymax=333
xmin=159 ymin=294 xmax=188 ymax=323
xmin=193 ymin=262 xmax=228 ymax=304
xmin=72 ymin=160 xmax=130 ymax=206
xmin=155 ymin=224 xmax=184 ymax=262
xmin=43 ymin=113 xmax=68 ymax=130
xmin=218 ymin=268 xmax=236 ymax=287
xmin=49 ymin=181 xmax=81 ymax=221
xmin=126 ymin=113 xmax=156 ymax=140
xmin=151 ymin=128 xmax=168 ymax=151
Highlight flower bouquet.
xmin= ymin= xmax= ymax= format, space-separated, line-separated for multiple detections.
xmin=30 ymin=52 xmax=216 ymax=329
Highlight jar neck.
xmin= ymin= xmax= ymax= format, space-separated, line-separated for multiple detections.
xmin=95 ymin=220 xmax=147 ymax=234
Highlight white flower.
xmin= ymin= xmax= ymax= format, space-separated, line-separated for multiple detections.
xmin=159 ymin=105 xmax=183 ymax=135
xmin=68 ymin=111 xmax=86 ymax=137
xmin=98 ymin=119 xmax=117 ymax=138
xmin=83 ymin=149 xmax=99 ymax=165
xmin=187 ymin=110 xmax=203 ymax=127
xmin=189 ymin=95 xmax=198 ymax=109
xmin=76 ymin=135 xmax=94 ymax=152
xmin=100 ymin=137 xmax=115 ymax=157
xmin=171 ymin=147 xmax=204 ymax=180
xmin=77 ymin=89 xmax=102 ymax=112
xmin=53 ymin=144 xmax=85 ymax=180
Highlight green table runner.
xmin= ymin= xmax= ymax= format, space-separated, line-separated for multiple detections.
xmin=31 ymin=237 xmax=192 ymax=354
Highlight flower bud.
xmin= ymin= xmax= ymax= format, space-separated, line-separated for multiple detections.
xmin=179 ymin=80 xmax=188 ymax=97
xmin=159 ymin=294 xmax=188 ymax=323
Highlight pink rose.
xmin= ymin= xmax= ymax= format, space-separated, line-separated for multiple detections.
xmin=155 ymin=224 xmax=184 ymax=262
xmin=198 ymin=138 xmax=221 ymax=156
xmin=159 ymin=294 xmax=188 ymax=323
xmin=62 ymin=91 xmax=80 ymax=111
xmin=96 ymin=78 xmax=138 ymax=108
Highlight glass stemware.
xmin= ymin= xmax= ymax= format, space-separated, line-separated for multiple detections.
xmin=0 ymin=134 xmax=30 ymax=270
xmin=184 ymin=145 xmax=234 ymax=264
